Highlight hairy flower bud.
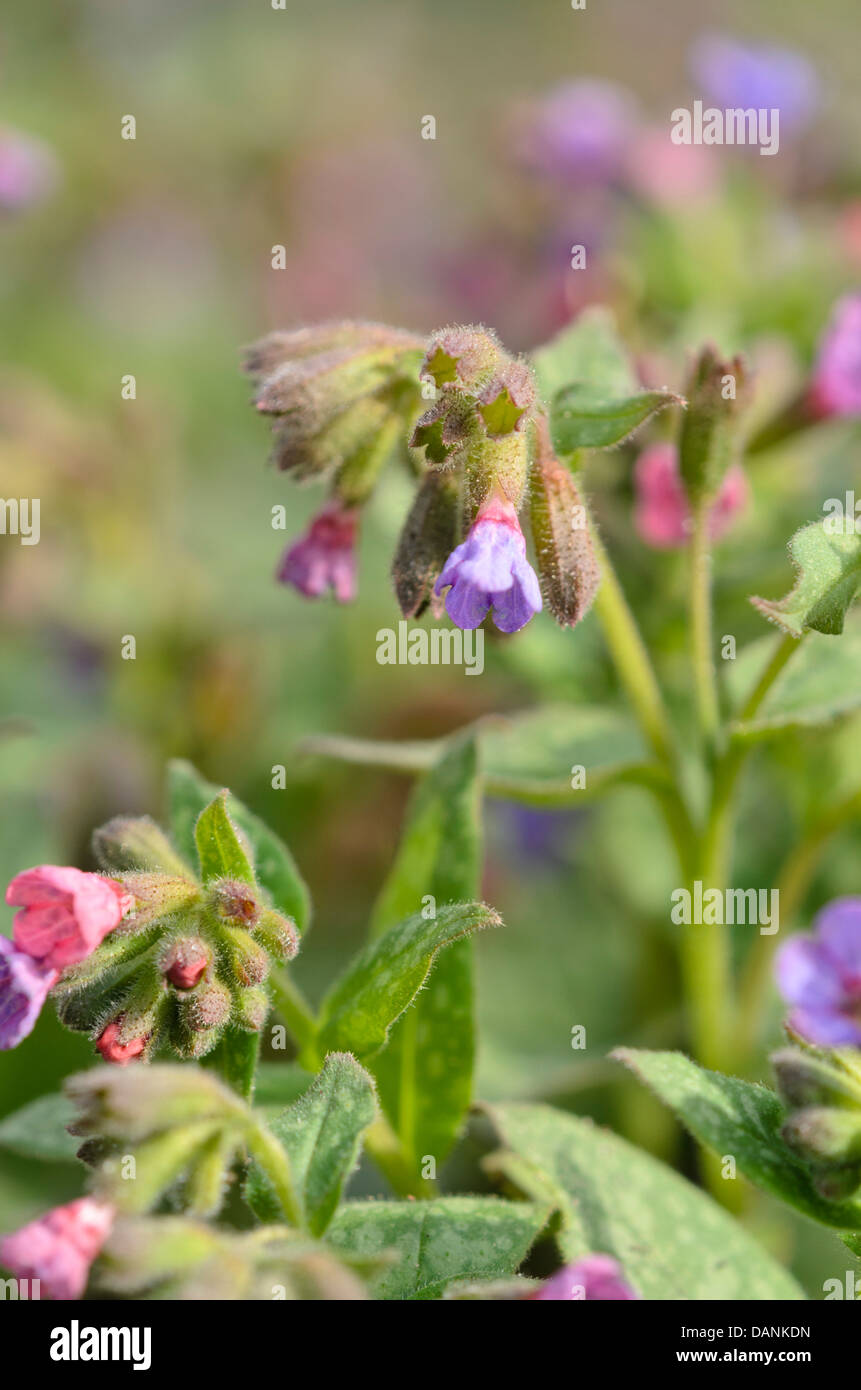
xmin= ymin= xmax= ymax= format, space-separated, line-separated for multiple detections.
xmin=528 ymin=415 xmax=599 ymax=626
xmin=420 ymin=326 xmax=506 ymax=396
xmin=66 ymin=1064 xmax=245 ymax=1142
xmin=221 ymin=928 xmax=269 ymax=986
xmin=160 ymin=937 xmax=209 ymax=990
xmin=253 ymin=908 xmax=300 ymax=963
xmin=177 ymin=979 xmax=232 ymax=1035
xmin=678 ymin=345 xmax=749 ymax=504
xmin=92 ymin=817 xmax=194 ymax=877
xmin=234 ymin=985 xmax=269 ymax=1032
xmin=211 ymin=878 xmax=261 ymax=927
xmin=392 ymin=469 xmax=460 ymax=619
xmin=95 ymin=1019 xmax=147 ymax=1066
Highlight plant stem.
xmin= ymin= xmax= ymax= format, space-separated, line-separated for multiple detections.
xmin=737 ymin=632 xmax=800 ymax=723
xmin=689 ymin=505 xmax=720 ymax=751
xmin=590 ymin=527 xmax=677 ymax=770
xmin=363 ymin=1116 xmax=436 ymax=1199
xmin=269 ymin=967 xmax=321 ymax=1070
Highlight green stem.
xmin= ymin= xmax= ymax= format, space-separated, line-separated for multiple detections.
xmin=737 ymin=632 xmax=800 ymax=723
xmin=363 ymin=1116 xmax=436 ymax=1200
xmin=269 ymin=968 xmax=322 ymax=1070
xmin=689 ymin=505 xmax=720 ymax=751
xmin=590 ymin=527 xmax=677 ymax=770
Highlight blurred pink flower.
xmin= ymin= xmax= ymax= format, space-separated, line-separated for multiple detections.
xmin=634 ymin=444 xmax=748 ymax=548
xmin=276 ymin=500 xmax=358 ymax=601
xmin=626 ymin=127 xmax=719 ymax=207
xmin=0 ymin=1199 xmax=114 ymax=1301
xmin=6 ymin=866 xmax=131 ymax=970
xmin=0 ymin=129 xmax=58 ymax=211
xmin=809 ymin=294 xmax=861 ymax=418
xmin=531 ymin=1254 xmax=637 ymax=1301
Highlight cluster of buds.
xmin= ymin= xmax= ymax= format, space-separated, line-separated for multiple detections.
xmin=773 ymin=1045 xmax=861 ymax=1201
xmin=247 ymin=320 xmax=599 ymax=634
xmin=2 ymin=794 xmax=298 ymax=1064
xmin=244 ymin=320 xmax=425 ymax=601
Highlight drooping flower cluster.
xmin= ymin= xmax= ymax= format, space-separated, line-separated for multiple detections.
xmin=247 ymin=320 xmax=599 ymax=635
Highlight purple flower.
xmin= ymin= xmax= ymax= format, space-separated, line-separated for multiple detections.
xmin=690 ymin=34 xmax=819 ymax=133
xmin=276 ymin=500 xmax=358 ymax=601
xmin=809 ymin=295 xmax=861 ymax=419
xmin=435 ymin=496 xmax=542 ymax=634
xmin=0 ymin=935 xmax=57 ymax=1050
xmin=516 ymin=81 xmax=636 ymax=185
xmin=531 ymin=1254 xmax=637 ymax=1301
xmin=776 ymin=898 xmax=861 ymax=1046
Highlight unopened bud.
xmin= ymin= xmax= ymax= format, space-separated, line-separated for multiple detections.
xmin=161 ymin=938 xmax=209 ymax=990
xmin=253 ymin=909 xmax=299 ymax=962
xmin=773 ymin=1048 xmax=861 ymax=1111
xmin=420 ymin=326 xmax=505 ymax=395
xmin=92 ymin=817 xmax=194 ymax=877
xmin=234 ymin=986 xmax=269 ymax=1033
xmin=221 ymin=927 xmax=269 ymax=986
xmin=781 ymin=1106 xmax=861 ymax=1167
xmin=178 ymin=979 xmax=232 ymax=1033
xmin=95 ymin=1019 xmax=147 ymax=1066
xmin=211 ymin=879 xmax=260 ymax=928
xmin=678 ymin=345 xmax=749 ymax=504
xmin=528 ymin=415 xmax=599 ymax=626
xmin=392 ymin=469 xmax=460 ymax=619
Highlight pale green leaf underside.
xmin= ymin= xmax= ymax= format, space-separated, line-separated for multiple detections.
xmin=486 ymin=1100 xmax=807 ymax=1299
xmin=729 ymin=623 xmax=861 ymax=738
xmin=304 ymin=705 xmax=647 ymax=806
xmin=616 ymin=1049 xmax=861 ymax=1231
xmin=326 ymin=1196 xmax=551 ymax=1300
xmin=752 ymin=522 xmax=861 ymax=637
xmin=0 ymin=1093 xmax=81 ymax=1163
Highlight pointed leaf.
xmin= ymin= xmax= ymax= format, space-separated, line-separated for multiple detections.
xmin=752 ymin=521 xmax=861 ymax=638
xmin=550 ymin=384 xmax=681 ymax=453
xmin=326 ymin=1196 xmax=551 ymax=1300
xmin=168 ymin=760 xmax=310 ymax=930
xmin=615 ymin=1049 xmax=861 ymax=1230
xmin=369 ymin=735 xmax=481 ymax=1169
xmin=486 ymin=1102 xmax=806 ymax=1299
xmin=316 ymin=902 xmax=500 ymax=1060
xmin=245 ymin=1053 xmax=377 ymax=1235
xmin=0 ymin=1094 xmax=80 ymax=1163
xmin=194 ymin=792 xmax=255 ymax=885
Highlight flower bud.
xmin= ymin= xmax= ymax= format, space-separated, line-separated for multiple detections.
xmin=772 ymin=1048 xmax=861 ymax=1111
xmin=118 ymin=873 xmax=201 ymax=929
xmin=253 ymin=908 xmax=300 ymax=962
xmin=95 ymin=1019 xmax=147 ymax=1066
xmin=678 ymin=345 xmax=749 ymax=505
xmin=221 ymin=927 xmax=269 ymax=986
xmin=211 ymin=879 xmax=261 ymax=927
xmin=92 ymin=816 xmax=193 ymax=877
xmin=392 ymin=468 xmax=460 ymax=619
xmin=66 ymin=1063 xmax=245 ymax=1141
xmin=781 ymin=1106 xmax=861 ymax=1168
xmin=233 ymin=985 xmax=269 ymax=1033
xmin=420 ymin=326 xmax=506 ymax=396
xmin=160 ymin=937 xmax=209 ymax=990
xmin=177 ymin=978 xmax=232 ymax=1034
xmin=528 ymin=415 xmax=599 ymax=626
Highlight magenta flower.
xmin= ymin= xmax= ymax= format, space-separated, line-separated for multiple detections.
xmin=95 ymin=1019 xmax=147 ymax=1066
xmin=0 ymin=1198 xmax=114 ymax=1301
xmin=6 ymin=866 xmax=131 ymax=971
xmin=809 ymin=295 xmax=861 ymax=419
xmin=690 ymin=34 xmax=819 ymax=134
xmin=776 ymin=899 xmax=861 ymax=1047
xmin=277 ymin=500 xmax=358 ymax=601
xmin=435 ymin=496 xmax=542 ymax=634
xmin=516 ymin=81 xmax=636 ymax=186
xmin=531 ymin=1254 xmax=637 ymax=1301
xmin=634 ymin=444 xmax=748 ymax=549
xmin=0 ymin=936 xmax=57 ymax=1050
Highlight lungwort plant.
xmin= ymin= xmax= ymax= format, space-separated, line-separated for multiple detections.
xmin=1 ymin=309 xmax=860 ymax=1300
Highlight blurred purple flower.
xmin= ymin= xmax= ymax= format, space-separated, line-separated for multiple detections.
xmin=435 ymin=496 xmax=542 ymax=634
xmin=690 ymin=34 xmax=819 ymax=133
xmin=531 ymin=1254 xmax=638 ymax=1301
xmin=276 ymin=500 xmax=358 ymax=601
xmin=809 ymin=294 xmax=861 ymax=418
xmin=515 ymin=81 xmax=636 ymax=186
xmin=0 ymin=129 xmax=58 ymax=212
xmin=0 ymin=935 xmax=57 ymax=1050
xmin=776 ymin=898 xmax=861 ymax=1046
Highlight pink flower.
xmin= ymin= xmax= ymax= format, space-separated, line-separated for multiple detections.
xmin=0 ymin=1198 xmax=114 ymax=1301
xmin=626 ymin=128 xmax=719 ymax=208
xmin=6 ymin=866 xmax=131 ymax=971
xmin=435 ymin=495 xmax=542 ymax=633
xmin=531 ymin=1254 xmax=638 ymax=1301
xmin=0 ymin=936 xmax=57 ymax=1049
xmin=0 ymin=129 xmax=58 ymax=212
xmin=809 ymin=295 xmax=861 ymax=418
xmin=95 ymin=1019 xmax=147 ymax=1065
xmin=634 ymin=444 xmax=748 ymax=549
xmin=276 ymin=500 xmax=358 ymax=601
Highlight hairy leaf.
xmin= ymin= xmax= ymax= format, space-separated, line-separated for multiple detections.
xmin=752 ymin=521 xmax=861 ymax=638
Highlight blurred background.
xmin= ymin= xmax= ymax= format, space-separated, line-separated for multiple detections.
xmin=2 ymin=0 xmax=860 ymax=1294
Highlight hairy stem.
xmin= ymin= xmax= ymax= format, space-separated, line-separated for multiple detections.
xmin=689 ymin=505 xmax=720 ymax=751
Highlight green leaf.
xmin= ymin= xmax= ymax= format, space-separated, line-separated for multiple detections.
xmin=486 ymin=1101 xmax=807 ymax=1299
xmin=369 ymin=735 xmax=481 ymax=1170
xmin=326 ymin=1196 xmax=551 ymax=1300
xmin=168 ymin=760 xmax=310 ymax=930
xmin=246 ymin=1054 xmax=377 ymax=1235
xmin=194 ymin=792 xmax=255 ymax=886
xmin=550 ymin=384 xmax=681 ymax=453
xmin=531 ymin=308 xmax=637 ymax=403
xmin=0 ymin=1094 xmax=81 ymax=1163
xmin=316 ymin=902 xmax=501 ymax=1060
xmin=253 ymin=1062 xmax=314 ymax=1115
xmin=729 ymin=623 xmax=861 ymax=739
xmin=752 ymin=521 xmax=861 ymax=638
xmin=615 ymin=1049 xmax=861 ymax=1230
xmin=304 ymin=705 xmax=648 ymax=806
